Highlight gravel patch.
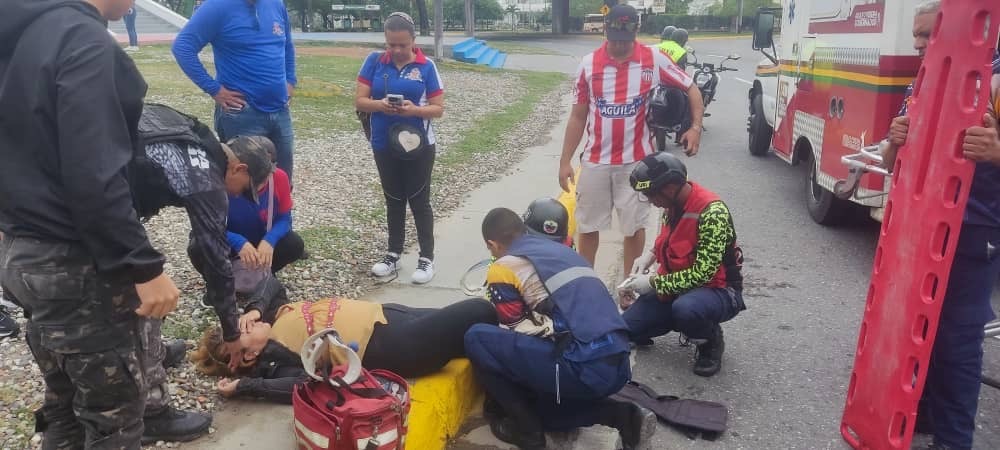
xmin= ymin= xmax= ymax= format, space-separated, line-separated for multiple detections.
xmin=0 ymin=67 xmax=568 ymax=449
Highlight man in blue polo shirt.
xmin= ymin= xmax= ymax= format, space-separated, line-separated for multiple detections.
xmin=172 ymin=0 xmax=298 ymax=182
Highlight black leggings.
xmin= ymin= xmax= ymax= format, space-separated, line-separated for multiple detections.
xmin=373 ymin=146 xmax=435 ymax=259
xmin=362 ymin=298 xmax=498 ymax=378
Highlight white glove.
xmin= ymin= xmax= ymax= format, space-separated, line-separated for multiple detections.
xmin=631 ymin=251 xmax=656 ymax=275
xmin=618 ymin=274 xmax=656 ymax=296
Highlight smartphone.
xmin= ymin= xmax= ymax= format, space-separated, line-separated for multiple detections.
xmin=387 ymin=94 xmax=404 ymax=106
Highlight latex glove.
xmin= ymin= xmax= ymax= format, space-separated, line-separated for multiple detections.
xmin=631 ymin=251 xmax=656 ymax=275
xmin=618 ymin=274 xmax=656 ymax=296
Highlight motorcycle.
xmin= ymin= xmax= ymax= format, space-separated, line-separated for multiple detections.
xmin=648 ymin=50 xmax=741 ymax=152
xmin=689 ymin=50 xmax=741 ymax=114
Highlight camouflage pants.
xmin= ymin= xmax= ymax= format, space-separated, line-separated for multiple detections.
xmin=139 ymin=318 xmax=170 ymax=415
xmin=0 ymin=237 xmax=146 ymax=450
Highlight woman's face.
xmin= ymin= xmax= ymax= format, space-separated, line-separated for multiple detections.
xmin=385 ymin=30 xmax=415 ymax=63
xmin=224 ymin=161 xmax=251 ymax=196
xmin=238 ymin=322 xmax=271 ymax=365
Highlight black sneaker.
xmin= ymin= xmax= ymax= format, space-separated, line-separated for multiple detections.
xmin=488 ymin=416 xmax=545 ymax=450
xmin=162 ymin=339 xmax=187 ymax=369
xmin=0 ymin=306 xmax=19 ymax=339
xmin=141 ymin=406 xmax=212 ymax=444
xmin=927 ymin=443 xmax=956 ymax=450
xmin=693 ymin=324 xmax=725 ymax=377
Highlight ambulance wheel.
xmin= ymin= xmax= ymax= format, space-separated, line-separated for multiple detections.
xmin=804 ymin=153 xmax=860 ymax=226
xmin=748 ymin=94 xmax=771 ymax=156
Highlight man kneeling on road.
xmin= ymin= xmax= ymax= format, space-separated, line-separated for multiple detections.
xmin=465 ymin=208 xmax=655 ymax=450
xmin=619 ymin=152 xmax=746 ymax=377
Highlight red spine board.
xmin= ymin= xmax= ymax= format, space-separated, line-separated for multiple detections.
xmin=840 ymin=1 xmax=1000 ymax=449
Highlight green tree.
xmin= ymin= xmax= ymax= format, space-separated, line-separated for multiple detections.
xmin=570 ymin=0 xmax=603 ymax=17
xmin=664 ymin=0 xmax=691 ymax=15
xmin=708 ymin=0 xmax=777 ymax=16
xmin=439 ymin=0 xmax=503 ymax=22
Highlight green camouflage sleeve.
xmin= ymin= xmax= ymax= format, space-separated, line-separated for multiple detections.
xmin=652 ymin=201 xmax=735 ymax=296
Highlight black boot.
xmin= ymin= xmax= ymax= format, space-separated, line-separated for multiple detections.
xmin=141 ymin=406 xmax=212 ymax=444
xmin=693 ymin=324 xmax=725 ymax=377
xmin=597 ymin=398 xmax=657 ymax=450
xmin=162 ymin=339 xmax=187 ymax=369
xmin=483 ymin=394 xmax=506 ymax=421
xmin=488 ymin=416 xmax=545 ymax=450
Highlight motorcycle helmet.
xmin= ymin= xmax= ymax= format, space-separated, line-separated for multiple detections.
xmin=630 ymin=152 xmax=688 ymax=196
xmin=660 ymin=25 xmax=677 ymax=41
xmin=646 ymin=85 xmax=690 ymax=131
xmin=523 ymin=197 xmax=569 ymax=243
xmin=671 ymin=28 xmax=689 ymax=47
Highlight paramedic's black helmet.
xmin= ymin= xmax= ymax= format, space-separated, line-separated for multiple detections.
xmin=630 ymin=152 xmax=688 ymax=195
xmin=671 ymin=28 xmax=689 ymax=47
xmin=661 ymin=25 xmax=677 ymax=40
xmin=523 ymin=198 xmax=569 ymax=242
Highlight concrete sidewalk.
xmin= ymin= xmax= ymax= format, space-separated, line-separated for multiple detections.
xmin=175 ymin=96 xmax=633 ymax=449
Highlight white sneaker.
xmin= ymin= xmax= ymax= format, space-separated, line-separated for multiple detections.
xmin=372 ymin=253 xmax=400 ymax=277
xmin=411 ymin=257 xmax=435 ymax=284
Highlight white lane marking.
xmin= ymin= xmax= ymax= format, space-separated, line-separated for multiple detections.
xmin=734 ymin=77 xmax=753 ymax=85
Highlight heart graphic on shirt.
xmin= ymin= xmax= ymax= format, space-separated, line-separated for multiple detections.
xmin=398 ymin=130 xmax=422 ymax=152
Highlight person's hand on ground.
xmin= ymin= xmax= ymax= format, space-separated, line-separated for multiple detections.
xmin=217 ymin=378 xmax=239 ymax=398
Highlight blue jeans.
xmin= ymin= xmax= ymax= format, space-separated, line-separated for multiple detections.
xmin=464 ymin=324 xmax=630 ymax=432
xmin=214 ymin=104 xmax=295 ymax=183
xmin=623 ymin=287 xmax=744 ymax=342
xmin=922 ymin=225 xmax=1000 ymax=450
xmin=124 ymin=9 xmax=138 ymax=47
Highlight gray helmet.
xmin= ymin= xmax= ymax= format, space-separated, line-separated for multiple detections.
xmin=671 ymin=28 xmax=689 ymax=47
xmin=661 ymin=25 xmax=677 ymax=41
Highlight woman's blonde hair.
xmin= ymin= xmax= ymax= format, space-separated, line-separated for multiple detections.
xmin=189 ymin=326 xmax=252 ymax=378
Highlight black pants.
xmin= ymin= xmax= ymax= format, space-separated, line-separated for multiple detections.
xmin=188 ymin=231 xmax=304 ymax=276
xmin=362 ymin=298 xmax=497 ymax=378
xmin=265 ymin=231 xmax=305 ymax=273
xmin=373 ymin=146 xmax=435 ymax=259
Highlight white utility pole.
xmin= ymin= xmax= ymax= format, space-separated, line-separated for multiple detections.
xmin=435 ymin=0 xmax=445 ymax=58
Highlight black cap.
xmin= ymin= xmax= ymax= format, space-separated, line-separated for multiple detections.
xmin=606 ymin=4 xmax=639 ymax=42
xmin=226 ymin=136 xmax=276 ymax=201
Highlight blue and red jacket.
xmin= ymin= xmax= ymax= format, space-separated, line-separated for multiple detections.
xmin=226 ymin=168 xmax=293 ymax=253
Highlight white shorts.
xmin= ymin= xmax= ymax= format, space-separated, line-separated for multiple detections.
xmin=575 ymin=160 xmax=651 ymax=236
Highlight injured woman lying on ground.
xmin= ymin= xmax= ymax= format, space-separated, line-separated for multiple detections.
xmin=189 ymin=280 xmax=497 ymax=403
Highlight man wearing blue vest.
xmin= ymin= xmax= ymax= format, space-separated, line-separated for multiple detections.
xmin=465 ymin=208 xmax=655 ymax=450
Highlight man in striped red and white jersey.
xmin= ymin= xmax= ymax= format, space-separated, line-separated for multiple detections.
xmin=558 ymin=4 xmax=705 ymax=276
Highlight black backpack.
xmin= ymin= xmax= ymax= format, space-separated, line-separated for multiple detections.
xmin=129 ymin=103 xmax=227 ymax=220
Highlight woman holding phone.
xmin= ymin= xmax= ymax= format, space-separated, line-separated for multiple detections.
xmin=355 ymin=12 xmax=445 ymax=284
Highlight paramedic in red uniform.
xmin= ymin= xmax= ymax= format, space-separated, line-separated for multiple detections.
xmin=557 ymin=4 xmax=704 ymax=277
xmin=881 ymin=2 xmax=1000 ymax=449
